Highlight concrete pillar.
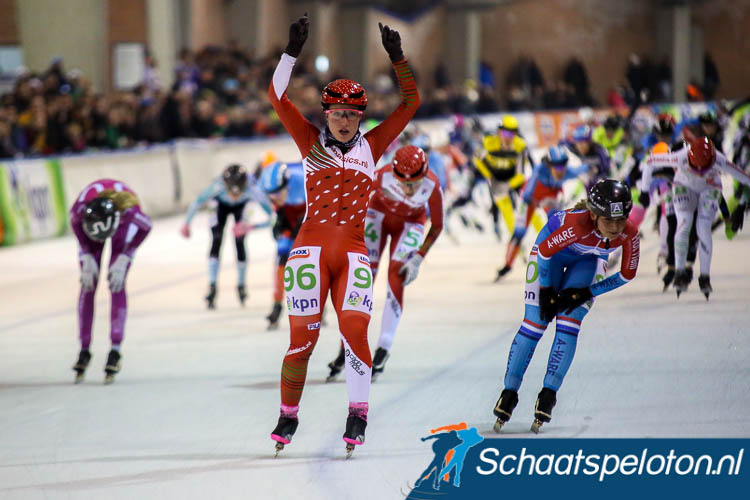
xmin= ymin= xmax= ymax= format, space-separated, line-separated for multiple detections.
xmin=147 ymin=0 xmax=180 ymax=91
xmin=445 ymin=6 xmax=481 ymax=86
xmin=338 ymin=4 xmax=371 ymax=83
xmin=288 ymin=0 xmax=328 ymax=61
xmin=15 ymin=0 xmax=107 ymax=91
xmin=226 ymin=0 xmax=262 ymax=57
xmin=689 ymin=24 xmax=703 ymax=86
xmin=671 ymin=3 xmax=691 ymax=102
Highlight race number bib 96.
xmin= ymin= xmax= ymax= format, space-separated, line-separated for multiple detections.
xmin=341 ymin=252 xmax=374 ymax=316
xmin=284 ymin=246 xmax=322 ymax=316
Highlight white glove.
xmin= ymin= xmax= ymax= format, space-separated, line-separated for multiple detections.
xmin=80 ymin=254 xmax=99 ymax=291
xmin=399 ymin=254 xmax=423 ymax=286
xmin=108 ymin=254 xmax=132 ymax=293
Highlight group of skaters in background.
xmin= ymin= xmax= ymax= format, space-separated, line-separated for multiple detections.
xmin=65 ymin=12 xmax=750 ymax=456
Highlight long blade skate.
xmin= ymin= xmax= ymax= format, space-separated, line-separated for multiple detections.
xmin=326 ymin=347 xmax=345 ymax=382
xmin=103 ymin=350 xmax=121 ymax=385
xmin=271 ymin=416 xmax=298 ymax=457
xmin=531 ymin=388 xmax=556 ymax=434
xmin=530 ymin=419 xmax=545 ymax=434
xmin=343 ymin=414 xmax=367 ymax=459
xmin=492 ymin=389 xmax=518 ymax=433
xmin=72 ymin=350 xmax=91 ymax=384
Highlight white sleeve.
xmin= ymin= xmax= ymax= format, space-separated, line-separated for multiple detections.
xmin=271 ymin=53 xmax=296 ymax=100
xmin=716 ymin=152 xmax=750 ymax=187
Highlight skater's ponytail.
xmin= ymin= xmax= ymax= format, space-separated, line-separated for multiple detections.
xmin=572 ymin=198 xmax=588 ymax=211
xmin=100 ymin=190 xmax=140 ymax=211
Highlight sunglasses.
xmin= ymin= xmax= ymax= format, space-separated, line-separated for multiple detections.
xmin=550 ymin=163 xmax=567 ymax=171
xmin=500 ymin=129 xmax=515 ymax=139
xmin=326 ymin=109 xmax=363 ymax=120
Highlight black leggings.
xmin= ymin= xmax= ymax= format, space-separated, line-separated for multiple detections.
xmin=210 ymin=201 xmax=246 ymax=262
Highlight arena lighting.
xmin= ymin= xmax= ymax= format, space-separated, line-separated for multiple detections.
xmin=314 ymin=55 xmax=330 ymax=73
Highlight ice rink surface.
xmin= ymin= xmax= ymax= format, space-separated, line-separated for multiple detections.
xmin=1 ymin=211 xmax=749 ymax=499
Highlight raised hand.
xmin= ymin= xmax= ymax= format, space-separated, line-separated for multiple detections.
xmin=285 ymin=12 xmax=309 ymax=58
xmin=378 ymin=22 xmax=404 ymax=62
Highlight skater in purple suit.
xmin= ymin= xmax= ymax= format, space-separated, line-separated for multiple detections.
xmin=70 ymin=179 xmax=152 ymax=384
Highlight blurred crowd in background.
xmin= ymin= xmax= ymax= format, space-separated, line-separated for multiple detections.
xmin=0 ymin=41 xmax=723 ymax=159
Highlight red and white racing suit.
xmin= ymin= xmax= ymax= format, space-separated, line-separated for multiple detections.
xmin=366 ymin=165 xmax=444 ymax=351
xmin=269 ymin=53 xmax=419 ymax=410
xmin=642 ymin=148 xmax=750 ymax=275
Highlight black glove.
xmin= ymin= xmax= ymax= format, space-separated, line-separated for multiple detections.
xmin=378 ymin=22 xmax=404 ymax=63
xmin=731 ymin=203 xmax=746 ymax=232
xmin=539 ymin=287 xmax=558 ymax=323
xmin=285 ymin=13 xmax=309 ymax=57
xmin=557 ymin=287 xmax=593 ymax=314
xmin=638 ymin=191 xmax=650 ymax=208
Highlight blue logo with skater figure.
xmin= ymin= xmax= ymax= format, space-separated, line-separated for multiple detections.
xmin=406 ymin=422 xmax=485 ymax=498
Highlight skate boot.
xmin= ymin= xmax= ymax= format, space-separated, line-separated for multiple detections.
xmin=104 ymin=350 xmax=121 ymax=384
xmin=205 ymin=284 xmax=217 ymax=309
xmin=673 ymin=269 xmax=690 ymax=298
xmin=266 ymin=302 xmax=282 ymax=330
xmin=531 ymin=387 xmax=557 ymax=433
xmin=662 ymin=267 xmax=675 ymax=292
xmin=326 ymin=346 xmax=345 ymax=382
xmin=492 ymin=388 xmax=519 ymax=432
xmin=371 ymin=347 xmax=389 ymax=381
xmin=698 ymin=275 xmax=712 ymax=301
xmin=72 ymin=349 xmax=91 ymax=384
xmin=343 ymin=405 xmax=368 ymax=458
xmin=494 ymin=265 xmax=512 ymax=282
xmin=271 ymin=412 xmax=299 ymax=457
xmin=685 ymin=265 xmax=694 ymax=286
xmin=237 ymin=285 xmax=247 ymax=306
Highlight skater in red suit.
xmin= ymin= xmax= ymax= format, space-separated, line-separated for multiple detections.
xmin=268 ymin=13 xmax=419 ymax=455
xmin=326 ymin=145 xmax=443 ymax=381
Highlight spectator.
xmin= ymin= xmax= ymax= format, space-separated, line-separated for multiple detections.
xmin=0 ymin=118 xmax=20 ymax=158
xmin=563 ymin=57 xmax=593 ymax=106
xmin=703 ymin=52 xmax=719 ymax=100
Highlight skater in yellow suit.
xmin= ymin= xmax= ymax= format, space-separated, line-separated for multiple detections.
xmin=473 ymin=114 xmax=543 ymax=240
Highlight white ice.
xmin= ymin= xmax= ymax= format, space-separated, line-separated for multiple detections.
xmin=1 ymin=211 xmax=749 ymax=499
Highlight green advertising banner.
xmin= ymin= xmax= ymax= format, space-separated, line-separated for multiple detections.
xmin=0 ymin=159 xmax=68 ymax=246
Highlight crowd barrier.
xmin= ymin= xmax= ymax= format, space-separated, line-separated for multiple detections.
xmin=1 ymin=101 xmax=747 ymax=246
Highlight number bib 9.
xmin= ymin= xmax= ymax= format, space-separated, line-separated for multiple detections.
xmin=284 ymin=246 xmax=322 ymax=316
xmin=392 ymin=223 xmax=424 ymax=262
xmin=341 ymin=252 xmax=374 ymax=316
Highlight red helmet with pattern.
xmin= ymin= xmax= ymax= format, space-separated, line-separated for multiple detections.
xmin=392 ymin=145 xmax=428 ymax=181
xmin=321 ymin=79 xmax=367 ymax=111
xmin=687 ymin=136 xmax=716 ymax=172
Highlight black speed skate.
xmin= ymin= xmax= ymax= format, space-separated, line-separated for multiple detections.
xmin=237 ymin=285 xmax=247 ymax=306
xmin=531 ymin=388 xmax=557 ymax=433
xmin=494 ymin=265 xmax=512 ymax=282
xmin=72 ymin=349 xmax=91 ymax=384
xmin=266 ymin=302 xmax=282 ymax=330
xmin=326 ymin=346 xmax=345 ymax=382
xmin=104 ymin=350 xmax=121 ymax=385
xmin=662 ymin=267 xmax=675 ymax=292
xmin=343 ymin=414 xmax=367 ymax=458
xmin=271 ymin=416 xmax=299 ymax=457
xmin=371 ymin=347 xmax=389 ymax=381
xmin=492 ymin=389 xmax=519 ymax=432
xmin=673 ymin=269 xmax=690 ymax=298
xmin=206 ymin=284 xmax=217 ymax=309
xmin=698 ymin=275 xmax=712 ymax=301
